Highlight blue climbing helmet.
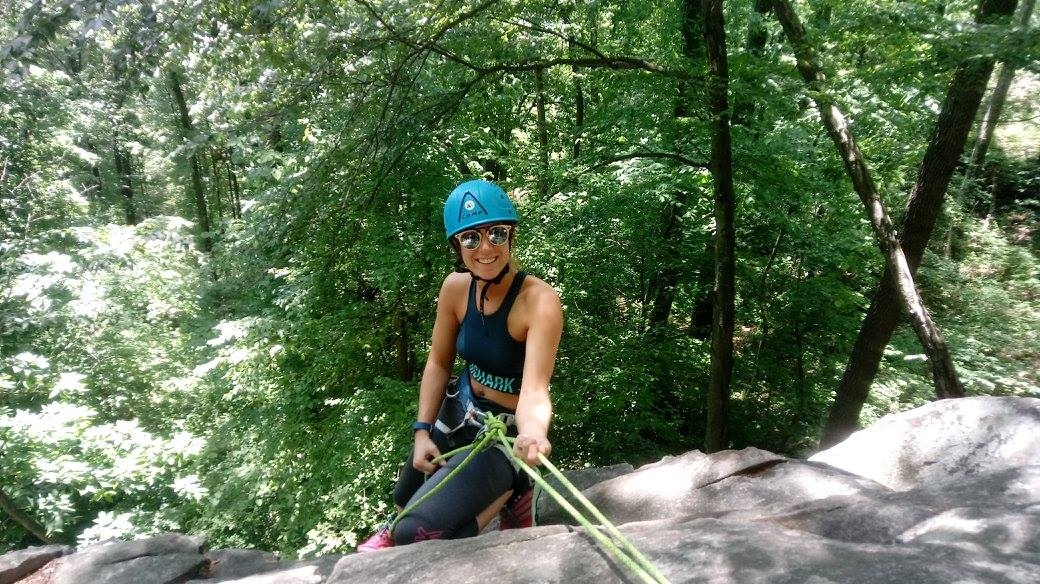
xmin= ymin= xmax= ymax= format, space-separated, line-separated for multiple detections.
xmin=443 ymin=179 xmax=519 ymax=239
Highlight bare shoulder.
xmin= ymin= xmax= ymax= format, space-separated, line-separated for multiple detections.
xmin=520 ymin=274 xmax=563 ymax=316
xmin=439 ymin=271 xmax=471 ymax=316
xmin=441 ymin=271 xmax=471 ymax=294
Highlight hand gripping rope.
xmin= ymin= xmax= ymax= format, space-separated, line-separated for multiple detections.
xmin=388 ymin=412 xmax=671 ymax=584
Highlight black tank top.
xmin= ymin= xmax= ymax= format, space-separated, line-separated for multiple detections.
xmin=455 ymin=272 xmax=526 ymax=394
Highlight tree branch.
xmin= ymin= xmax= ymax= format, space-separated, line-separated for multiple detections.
xmin=357 ymin=0 xmax=687 ymax=79
xmin=0 ymin=486 xmax=56 ymax=544
xmin=597 ymin=150 xmax=709 ymax=169
xmin=494 ymin=16 xmax=612 ymax=62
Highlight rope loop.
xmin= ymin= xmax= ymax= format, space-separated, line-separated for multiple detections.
xmin=384 ymin=412 xmax=670 ymax=583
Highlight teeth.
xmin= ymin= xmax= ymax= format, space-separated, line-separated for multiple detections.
xmin=477 ymin=258 xmax=496 ymax=264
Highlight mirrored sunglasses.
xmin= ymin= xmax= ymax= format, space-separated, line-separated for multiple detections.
xmin=455 ymin=224 xmax=512 ymax=250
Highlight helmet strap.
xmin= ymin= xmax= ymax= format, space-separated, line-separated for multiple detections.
xmin=472 ymin=264 xmax=511 ymax=336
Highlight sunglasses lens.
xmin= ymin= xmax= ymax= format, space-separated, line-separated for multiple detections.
xmin=488 ymin=226 xmax=510 ymax=246
xmin=458 ymin=231 xmax=480 ymax=249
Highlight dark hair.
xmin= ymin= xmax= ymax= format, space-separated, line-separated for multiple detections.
xmin=449 ymin=238 xmax=467 ymax=273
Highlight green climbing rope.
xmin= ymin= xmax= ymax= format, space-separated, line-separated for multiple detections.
xmin=386 ymin=413 xmax=671 ymax=584
xmin=389 ymin=423 xmax=497 ymax=531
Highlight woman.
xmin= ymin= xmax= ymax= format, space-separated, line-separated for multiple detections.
xmin=357 ymin=179 xmax=563 ymax=551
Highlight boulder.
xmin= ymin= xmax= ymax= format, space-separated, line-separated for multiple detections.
xmin=680 ymin=460 xmax=888 ymax=520
xmin=185 ymin=551 xmax=343 ymax=584
xmin=540 ymin=448 xmax=783 ymax=525
xmin=195 ymin=549 xmax=280 ymax=581
xmin=809 ymin=396 xmax=1040 ymax=490
xmin=0 ymin=544 xmax=70 ymax=584
xmin=534 ymin=463 xmax=634 ymax=523
xmin=326 ymin=517 xmax=1038 ymax=584
xmin=51 ymin=532 xmax=205 ymax=584
xmin=537 ymin=448 xmax=885 ymax=526
xmin=7 ymin=397 xmax=1038 ymax=584
xmin=761 ymin=463 xmax=1040 ymax=545
xmin=897 ymin=506 xmax=1040 ymax=557
xmin=764 ymin=492 xmax=938 ymax=544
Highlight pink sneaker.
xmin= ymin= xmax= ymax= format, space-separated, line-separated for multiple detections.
xmin=499 ymin=488 xmax=533 ymax=530
xmin=357 ymin=525 xmax=394 ymax=552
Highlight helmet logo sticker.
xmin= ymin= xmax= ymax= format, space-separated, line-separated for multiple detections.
xmin=458 ymin=191 xmax=488 ymax=222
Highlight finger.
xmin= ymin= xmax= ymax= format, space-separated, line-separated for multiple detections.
xmin=526 ymin=443 xmax=539 ymax=465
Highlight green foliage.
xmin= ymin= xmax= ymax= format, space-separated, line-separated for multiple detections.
xmin=1 ymin=217 xmax=209 ymax=550
xmin=867 ymin=207 xmax=1040 ymax=422
xmin=2 ymin=0 xmax=1038 ymax=558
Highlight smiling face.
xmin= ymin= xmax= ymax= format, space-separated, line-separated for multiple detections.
xmin=454 ymin=223 xmax=514 ymax=279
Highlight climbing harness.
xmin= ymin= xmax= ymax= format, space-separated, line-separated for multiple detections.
xmin=387 ymin=411 xmax=672 ymax=584
xmin=435 ymin=376 xmax=515 ymax=436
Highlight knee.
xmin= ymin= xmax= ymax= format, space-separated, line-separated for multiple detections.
xmin=392 ymin=483 xmax=411 ymax=509
xmin=392 ymin=515 xmax=442 ymax=545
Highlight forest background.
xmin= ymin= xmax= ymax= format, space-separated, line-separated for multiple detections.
xmin=1 ymin=0 xmax=1038 ymax=559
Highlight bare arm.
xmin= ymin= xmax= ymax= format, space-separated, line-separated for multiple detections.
xmin=413 ymin=274 xmax=464 ymax=473
xmin=514 ymin=283 xmax=563 ymax=465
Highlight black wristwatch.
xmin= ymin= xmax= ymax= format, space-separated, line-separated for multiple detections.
xmin=412 ymin=421 xmax=433 ymax=433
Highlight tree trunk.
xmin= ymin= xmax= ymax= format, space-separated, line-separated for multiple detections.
xmin=702 ymin=0 xmax=736 ymax=453
xmin=573 ymin=72 xmax=585 ymax=160
xmin=168 ymin=69 xmax=211 ymax=252
xmin=676 ymin=0 xmax=706 ymax=118
xmin=394 ymin=307 xmax=413 ymax=381
xmin=749 ymin=227 xmax=785 ymax=385
xmin=226 ymin=152 xmax=242 ymax=219
xmin=649 ymin=0 xmax=708 ymax=334
xmin=971 ymin=65 xmax=1016 ymax=172
xmin=113 ymin=143 xmax=137 ymax=225
xmin=647 ymin=190 xmax=691 ymax=331
xmin=534 ymin=67 xmax=549 ymax=200
xmin=746 ymin=0 xmax=771 ymax=54
xmin=820 ymin=0 xmax=1021 ymax=447
xmin=971 ymin=0 xmax=1034 ymax=217
xmin=773 ymin=0 xmax=967 ymax=405
xmin=566 ymin=6 xmax=586 ymax=161
xmin=209 ymin=147 xmax=225 ymax=221
xmin=89 ymin=162 xmax=103 ymax=203
xmin=0 ymin=486 xmax=56 ymax=544
xmin=734 ymin=0 xmax=772 ymax=126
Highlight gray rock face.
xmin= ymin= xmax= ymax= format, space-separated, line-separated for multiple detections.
xmin=809 ymin=396 xmax=1040 ymax=490
xmin=686 ymin=460 xmax=888 ymax=520
xmin=326 ymin=518 xmax=1039 ymax=584
xmin=196 ymin=549 xmax=281 ymax=581
xmin=0 ymin=544 xmax=70 ymax=584
xmin=537 ymin=448 xmax=883 ymax=526
xmin=7 ymin=397 xmax=1038 ymax=584
xmin=52 ymin=533 xmax=205 ymax=584
xmin=185 ymin=551 xmax=343 ymax=584
xmin=762 ymin=465 xmax=1040 ymax=545
xmin=534 ymin=462 xmax=634 ymax=523
xmin=897 ymin=506 xmax=1040 ymax=557
xmin=540 ymin=448 xmax=784 ymax=525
